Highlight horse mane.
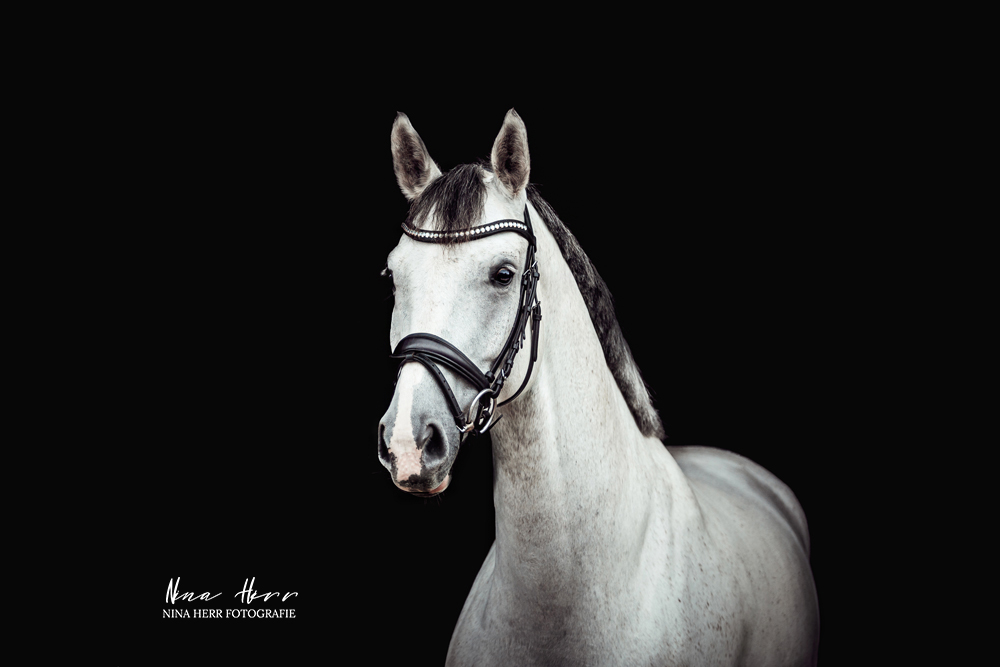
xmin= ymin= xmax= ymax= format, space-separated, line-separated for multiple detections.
xmin=404 ymin=163 xmax=666 ymax=439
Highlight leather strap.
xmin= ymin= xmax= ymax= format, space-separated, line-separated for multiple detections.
xmin=392 ymin=333 xmax=491 ymax=392
xmin=396 ymin=352 xmax=469 ymax=430
xmin=497 ymin=285 xmax=542 ymax=407
xmin=401 ymin=218 xmax=535 ymax=247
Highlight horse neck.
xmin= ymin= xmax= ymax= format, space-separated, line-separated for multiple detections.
xmin=487 ymin=202 xmax=665 ymax=590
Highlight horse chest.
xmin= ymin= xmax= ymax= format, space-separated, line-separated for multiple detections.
xmin=447 ymin=539 xmax=748 ymax=667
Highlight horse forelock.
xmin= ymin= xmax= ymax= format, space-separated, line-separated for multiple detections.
xmin=404 ymin=162 xmax=489 ymax=240
xmin=399 ymin=162 xmax=665 ymax=439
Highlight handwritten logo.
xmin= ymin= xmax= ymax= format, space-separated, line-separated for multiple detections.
xmin=163 ymin=577 xmax=299 ymax=619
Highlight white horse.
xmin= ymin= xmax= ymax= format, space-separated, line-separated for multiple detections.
xmin=377 ymin=110 xmax=819 ymax=666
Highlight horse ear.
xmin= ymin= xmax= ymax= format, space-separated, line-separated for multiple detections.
xmin=391 ymin=112 xmax=442 ymax=201
xmin=491 ymin=109 xmax=530 ymax=197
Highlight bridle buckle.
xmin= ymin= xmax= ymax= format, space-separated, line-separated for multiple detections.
xmin=458 ymin=388 xmax=497 ymax=435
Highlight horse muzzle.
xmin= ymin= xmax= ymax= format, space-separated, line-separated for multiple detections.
xmin=378 ymin=398 xmax=459 ymax=495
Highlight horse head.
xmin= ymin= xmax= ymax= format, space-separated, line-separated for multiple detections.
xmin=378 ymin=110 xmax=538 ymax=496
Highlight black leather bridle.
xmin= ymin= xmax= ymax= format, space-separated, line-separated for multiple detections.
xmin=390 ymin=205 xmax=542 ymax=438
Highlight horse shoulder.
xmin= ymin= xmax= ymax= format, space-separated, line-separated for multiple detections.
xmin=667 ymin=446 xmax=809 ymax=554
xmin=667 ymin=445 xmax=819 ymax=664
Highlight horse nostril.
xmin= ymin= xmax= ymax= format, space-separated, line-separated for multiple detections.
xmin=378 ymin=423 xmax=392 ymax=468
xmin=421 ymin=423 xmax=447 ymax=467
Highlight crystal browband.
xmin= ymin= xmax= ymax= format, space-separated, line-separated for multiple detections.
xmin=401 ymin=219 xmax=533 ymax=244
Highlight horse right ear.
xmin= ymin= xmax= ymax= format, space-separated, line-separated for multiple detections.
xmin=391 ymin=112 xmax=442 ymax=201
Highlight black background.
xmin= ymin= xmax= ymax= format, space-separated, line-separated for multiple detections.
xmin=106 ymin=62 xmax=866 ymax=664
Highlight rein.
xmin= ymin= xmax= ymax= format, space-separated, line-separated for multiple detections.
xmin=390 ymin=205 xmax=542 ymax=438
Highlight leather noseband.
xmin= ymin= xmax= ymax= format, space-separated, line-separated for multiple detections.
xmin=390 ymin=205 xmax=542 ymax=438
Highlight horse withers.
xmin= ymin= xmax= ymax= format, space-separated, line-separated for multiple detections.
xmin=377 ymin=110 xmax=820 ymax=666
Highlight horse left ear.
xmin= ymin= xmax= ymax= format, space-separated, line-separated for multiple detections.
xmin=491 ymin=109 xmax=530 ymax=197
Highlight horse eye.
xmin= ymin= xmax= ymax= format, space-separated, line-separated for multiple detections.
xmin=493 ymin=267 xmax=514 ymax=286
xmin=381 ymin=267 xmax=395 ymax=293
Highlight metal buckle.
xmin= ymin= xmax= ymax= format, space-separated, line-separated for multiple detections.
xmin=458 ymin=388 xmax=496 ymax=435
xmin=474 ymin=401 xmax=498 ymax=434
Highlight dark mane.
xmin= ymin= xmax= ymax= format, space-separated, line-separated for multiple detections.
xmin=405 ymin=163 xmax=666 ymax=439
xmin=526 ymin=186 xmax=666 ymax=439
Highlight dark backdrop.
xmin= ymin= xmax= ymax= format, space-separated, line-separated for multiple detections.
xmin=119 ymin=88 xmax=852 ymax=664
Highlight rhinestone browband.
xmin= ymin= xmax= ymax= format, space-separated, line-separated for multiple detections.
xmin=401 ymin=219 xmax=533 ymax=244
